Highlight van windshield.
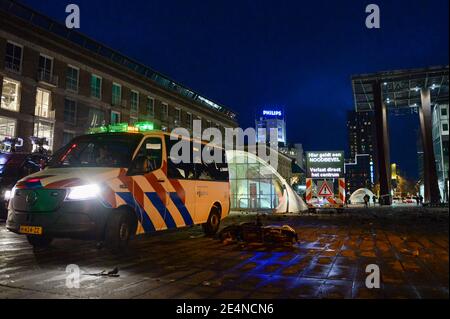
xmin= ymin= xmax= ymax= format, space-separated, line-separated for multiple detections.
xmin=48 ymin=133 xmax=143 ymax=168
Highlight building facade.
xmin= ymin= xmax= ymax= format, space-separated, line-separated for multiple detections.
xmin=432 ymin=104 xmax=449 ymax=202
xmin=346 ymin=110 xmax=377 ymax=192
xmin=0 ymin=1 xmax=237 ymax=153
xmin=344 ymin=154 xmax=373 ymax=194
xmin=255 ymin=109 xmax=286 ymax=145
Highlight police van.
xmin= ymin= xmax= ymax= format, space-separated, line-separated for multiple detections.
xmin=6 ymin=123 xmax=230 ymax=251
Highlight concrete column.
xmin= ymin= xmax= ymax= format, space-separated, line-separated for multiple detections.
xmin=372 ymin=80 xmax=392 ymax=205
xmin=418 ymin=88 xmax=441 ymax=204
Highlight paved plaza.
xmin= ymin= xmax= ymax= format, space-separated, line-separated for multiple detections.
xmin=0 ymin=208 xmax=448 ymax=299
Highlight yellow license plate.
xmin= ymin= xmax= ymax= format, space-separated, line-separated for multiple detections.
xmin=19 ymin=226 xmax=43 ymax=235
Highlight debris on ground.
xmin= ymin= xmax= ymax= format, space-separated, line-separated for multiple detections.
xmin=218 ymin=215 xmax=298 ymax=246
xmin=84 ymin=267 xmax=120 ymax=277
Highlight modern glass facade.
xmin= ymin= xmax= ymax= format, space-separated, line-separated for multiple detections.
xmin=432 ymin=104 xmax=449 ymax=202
xmin=227 ymin=150 xmax=288 ymax=211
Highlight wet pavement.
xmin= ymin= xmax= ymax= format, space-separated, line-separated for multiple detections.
xmin=0 ymin=207 xmax=448 ymax=299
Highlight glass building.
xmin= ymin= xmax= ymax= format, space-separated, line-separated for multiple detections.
xmin=227 ymin=150 xmax=307 ymax=213
xmin=432 ymin=104 xmax=449 ymax=202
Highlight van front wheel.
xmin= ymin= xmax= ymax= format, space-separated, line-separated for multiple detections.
xmin=105 ymin=210 xmax=132 ymax=253
xmin=202 ymin=206 xmax=221 ymax=236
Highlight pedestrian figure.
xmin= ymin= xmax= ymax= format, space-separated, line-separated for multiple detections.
xmin=419 ymin=194 xmax=424 ymax=205
xmin=363 ymin=194 xmax=370 ymax=208
xmin=415 ymin=195 xmax=420 ymax=206
xmin=372 ymin=195 xmax=377 ymax=206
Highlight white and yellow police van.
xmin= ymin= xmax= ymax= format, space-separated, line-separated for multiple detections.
xmin=6 ymin=123 xmax=230 ymax=251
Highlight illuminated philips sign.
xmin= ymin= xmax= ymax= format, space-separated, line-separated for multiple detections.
xmin=262 ymin=110 xmax=282 ymax=117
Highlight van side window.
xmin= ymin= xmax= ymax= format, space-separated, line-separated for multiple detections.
xmin=132 ymin=137 xmax=162 ymax=174
xmin=165 ymin=136 xmax=196 ymax=179
xmin=196 ymin=144 xmax=229 ymax=181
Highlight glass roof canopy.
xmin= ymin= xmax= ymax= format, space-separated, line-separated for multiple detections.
xmin=352 ymin=66 xmax=449 ymax=112
xmin=0 ymin=0 xmax=237 ymax=120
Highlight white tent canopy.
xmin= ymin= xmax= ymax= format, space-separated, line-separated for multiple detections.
xmin=349 ymin=188 xmax=375 ymax=204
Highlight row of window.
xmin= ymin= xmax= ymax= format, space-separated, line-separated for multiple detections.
xmin=0 ymin=115 xmax=54 ymax=151
xmin=4 ymin=40 xmax=223 ymax=129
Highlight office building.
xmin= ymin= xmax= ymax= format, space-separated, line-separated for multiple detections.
xmin=0 ymin=0 xmax=237 ymax=152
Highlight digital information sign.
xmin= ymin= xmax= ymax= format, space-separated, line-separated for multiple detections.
xmin=306 ymin=151 xmax=344 ymax=178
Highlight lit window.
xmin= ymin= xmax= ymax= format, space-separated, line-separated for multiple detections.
xmin=90 ymin=74 xmax=102 ymax=99
xmin=1 ymin=78 xmax=20 ymax=112
xmin=64 ymin=99 xmax=77 ymax=124
xmin=5 ymin=41 xmax=22 ymax=73
xmin=33 ymin=120 xmax=54 ymax=151
xmin=112 ymin=83 xmax=122 ymax=106
xmin=88 ymin=108 xmax=105 ymax=127
xmin=66 ymin=66 xmax=79 ymax=92
xmin=130 ymin=90 xmax=139 ymax=113
xmin=35 ymin=88 xmax=51 ymax=118
xmin=0 ymin=116 xmax=16 ymax=140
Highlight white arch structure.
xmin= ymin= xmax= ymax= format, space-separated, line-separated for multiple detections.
xmin=349 ymin=188 xmax=375 ymax=204
xmin=226 ymin=150 xmax=308 ymax=213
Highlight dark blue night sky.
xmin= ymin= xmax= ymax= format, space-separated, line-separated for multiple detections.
xmin=21 ymin=0 xmax=449 ymax=179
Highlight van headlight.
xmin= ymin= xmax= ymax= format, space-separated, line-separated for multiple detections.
xmin=4 ymin=186 xmax=15 ymax=201
xmin=65 ymin=184 xmax=101 ymax=201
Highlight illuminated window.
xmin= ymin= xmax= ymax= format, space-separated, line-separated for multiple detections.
xmin=88 ymin=108 xmax=105 ymax=127
xmin=0 ymin=116 xmax=16 ymax=140
xmin=33 ymin=120 xmax=54 ymax=151
xmin=90 ymin=74 xmax=102 ymax=99
xmin=66 ymin=65 xmax=79 ymax=92
xmin=5 ymin=41 xmax=22 ymax=73
xmin=35 ymin=88 xmax=51 ymax=118
xmin=112 ymin=83 xmax=122 ymax=106
xmin=1 ymin=78 xmax=20 ymax=112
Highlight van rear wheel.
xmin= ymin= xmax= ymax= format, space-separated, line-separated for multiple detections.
xmin=105 ymin=209 xmax=132 ymax=253
xmin=202 ymin=206 xmax=221 ymax=236
xmin=27 ymin=235 xmax=53 ymax=248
